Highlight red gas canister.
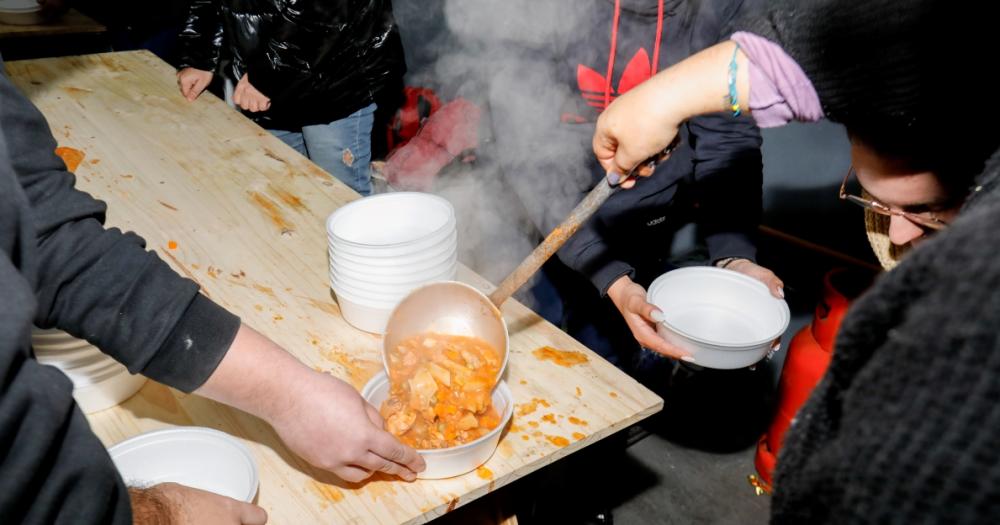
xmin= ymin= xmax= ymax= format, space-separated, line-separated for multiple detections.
xmin=752 ymin=268 xmax=872 ymax=492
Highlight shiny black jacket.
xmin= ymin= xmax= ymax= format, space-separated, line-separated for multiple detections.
xmin=178 ymin=0 xmax=405 ymax=130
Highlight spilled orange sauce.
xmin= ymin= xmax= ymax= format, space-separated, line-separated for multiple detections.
xmin=521 ymin=435 xmax=530 ymax=441
xmin=568 ymin=416 xmax=588 ymax=426
xmin=541 ymin=414 xmax=556 ymax=424
xmin=528 ymin=421 xmax=539 ymax=428
xmin=269 ymin=184 xmax=308 ymax=211
xmin=572 ymin=432 xmax=586 ymax=440
xmin=532 ymin=346 xmax=589 ymax=367
xmin=476 ymin=466 xmax=494 ymax=480
xmin=519 ymin=379 xmax=528 ymax=385
xmin=308 ymin=480 xmax=344 ymax=507
xmin=516 ymin=398 xmax=550 ymax=417
xmin=546 ymin=435 xmax=570 ymax=447
xmin=54 ymin=146 xmax=85 ymax=172
xmin=167 ymin=240 xmax=178 ymax=250
xmin=254 ymin=304 xmax=263 ymax=312
xmin=609 ymin=392 xmax=619 ymax=398
xmin=575 ymin=386 xmax=582 ymax=397
xmin=248 ymin=191 xmax=294 ymax=232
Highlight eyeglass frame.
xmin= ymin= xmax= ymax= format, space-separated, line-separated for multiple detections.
xmin=838 ymin=167 xmax=949 ymax=231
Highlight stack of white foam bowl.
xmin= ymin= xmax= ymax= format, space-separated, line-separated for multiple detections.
xmin=32 ymin=328 xmax=147 ymax=414
xmin=0 ymin=0 xmax=45 ymax=25
xmin=327 ymin=192 xmax=458 ymax=334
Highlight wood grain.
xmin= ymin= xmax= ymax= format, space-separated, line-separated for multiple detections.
xmin=6 ymin=51 xmax=663 ymax=524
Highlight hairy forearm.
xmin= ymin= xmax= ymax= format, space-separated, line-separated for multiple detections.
xmin=129 ymin=487 xmax=175 ymax=525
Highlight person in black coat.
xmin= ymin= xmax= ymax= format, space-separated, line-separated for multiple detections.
xmin=176 ymin=0 xmax=405 ymax=195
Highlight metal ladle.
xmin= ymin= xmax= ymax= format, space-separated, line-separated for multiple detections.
xmin=383 ymin=144 xmax=678 ymax=381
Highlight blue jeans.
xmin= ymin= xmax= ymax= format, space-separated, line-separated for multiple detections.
xmin=271 ymin=103 xmax=376 ymax=196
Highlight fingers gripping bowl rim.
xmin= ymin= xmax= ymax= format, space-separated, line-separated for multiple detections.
xmin=646 ymin=266 xmax=790 ymax=369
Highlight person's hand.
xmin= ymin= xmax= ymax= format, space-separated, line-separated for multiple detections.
xmin=264 ymin=369 xmax=424 ymax=483
xmin=593 ymin=75 xmax=682 ymax=188
xmin=177 ymin=68 xmax=214 ymax=102
xmin=130 ymin=483 xmax=267 ymax=525
xmin=196 ymin=325 xmax=424 ymax=483
xmin=723 ymin=259 xmax=785 ymax=298
xmin=233 ymin=74 xmax=271 ymax=113
xmin=607 ymin=275 xmax=691 ymax=360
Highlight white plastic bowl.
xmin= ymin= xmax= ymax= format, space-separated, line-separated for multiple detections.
xmin=646 ymin=267 xmax=790 ymax=369
xmin=330 ymin=261 xmax=458 ymax=292
xmin=329 ymin=232 xmax=458 ymax=267
xmin=0 ymin=0 xmax=42 ymax=25
xmin=332 ymin=287 xmax=396 ymax=334
xmin=361 ymin=371 xmax=513 ymax=479
xmin=329 ymin=249 xmax=458 ymax=278
xmin=73 ymin=369 xmax=146 ymax=414
xmin=326 ymin=192 xmax=455 ymax=247
xmin=108 ymin=427 xmax=258 ymax=502
xmin=328 ymin=225 xmax=457 ymax=259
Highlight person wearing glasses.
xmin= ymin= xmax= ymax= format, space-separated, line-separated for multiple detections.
xmin=590 ymin=0 xmax=1000 ymax=522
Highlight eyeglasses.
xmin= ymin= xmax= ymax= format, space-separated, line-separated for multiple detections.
xmin=839 ymin=167 xmax=949 ymax=231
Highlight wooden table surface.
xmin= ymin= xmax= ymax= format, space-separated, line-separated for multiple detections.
xmin=5 ymin=51 xmax=663 ymax=524
xmin=0 ymin=9 xmax=105 ymax=39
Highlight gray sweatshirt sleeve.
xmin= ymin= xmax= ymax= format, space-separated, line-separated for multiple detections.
xmin=1 ymin=64 xmax=239 ymax=392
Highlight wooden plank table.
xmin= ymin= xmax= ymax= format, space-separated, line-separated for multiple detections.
xmin=0 ymin=9 xmax=105 ymax=39
xmin=6 ymin=51 xmax=663 ymax=524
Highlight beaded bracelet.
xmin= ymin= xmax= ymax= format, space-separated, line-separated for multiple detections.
xmin=728 ymin=42 xmax=742 ymax=117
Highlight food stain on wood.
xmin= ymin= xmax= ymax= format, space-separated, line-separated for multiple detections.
xmin=157 ymin=200 xmax=178 ymax=211
xmin=568 ymin=416 xmax=588 ymax=426
xmin=252 ymin=283 xmax=276 ymax=298
xmin=268 ymin=183 xmax=309 ymax=212
xmin=541 ymin=414 xmax=556 ymax=424
xmin=476 ymin=466 xmax=493 ymax=480
xmin=545 ymin=435 xmax=570 ymax=448
xmin=575 ymin=386 xmax=582 ymax=397
xmin=54 ymin=146 xmax=85 ymax=172
xmin=230 ymin=270 xmax=246 ymax=279
xmin=532 ymin=346 xmax=589 ymax=367
xmin=272 ymin=314 xmax=284 ymax=322
xmin=609 ymin=392 xmax=619 ymax=398
xmin=446 ymin=497 xmax=459 ymax=513
xmin=206 ymin=266 xmax=222 ymax=279
xmin=167 ymin=240 xmax=178 ymax=250
xmin=307 ymin=298 xmax=340 ymax=316
xmin=528 ymin=421 xmax=539 ymax=428
xmin=572 ymin=432 xmax=586 ymax=440
xmin=319 ymin=346 xmax=381 ymax=389
xmin=161 ymin=250 xmax=210 ymax=298
xmin=516 ymin=398 xmax=550 ymax=417
xmin=247 ymin=191 xmax=294 ymax=233
xmin=521 ymin=434 xmax=530 ymax=441
xmin=519 ymin=379 xmax=528 ymax=385
xmin=89 ymin=158 xmax=101 ymax=165
xmin=307 ymin=480 xmax=344 ymax=509
xmin=62 ymin=86 xmax=94 ymax=99
xmin=119 ymin=174 xmax=134 ymax=180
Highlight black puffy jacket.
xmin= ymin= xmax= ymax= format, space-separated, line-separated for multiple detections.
xmin=178 ymin=0 xmax=405 ymax=131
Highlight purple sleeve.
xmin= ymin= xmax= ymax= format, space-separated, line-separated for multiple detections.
xmin=731 ymin=31 xmax=824 ymax=128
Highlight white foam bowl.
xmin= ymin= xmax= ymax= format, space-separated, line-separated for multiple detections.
xmin=328 ymin=226 xmax=457 ymax=259
xmin=329 ymin=248 xmax=458 ymax=278
xmin=330 ymin=262 xmax=458 ymax=292
xmin=647 ymin=266 xmax=790 ymax=369
xmin=74 ymin=368 xmax=146 ymax=414
xmin=108 ymin=427 xmax=258 ymax=502
xmin=332 ymin=287 xmax=396 ymax=334
xmin=326 ymin=193 xmax=455 ymax=252
xmin=329 ymin=232 xmax=458 ymax=267
xmin=0 ymin=0 xmax=42 ymax=25
xmin=361 ymin=371 xmax=513 ymax=479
